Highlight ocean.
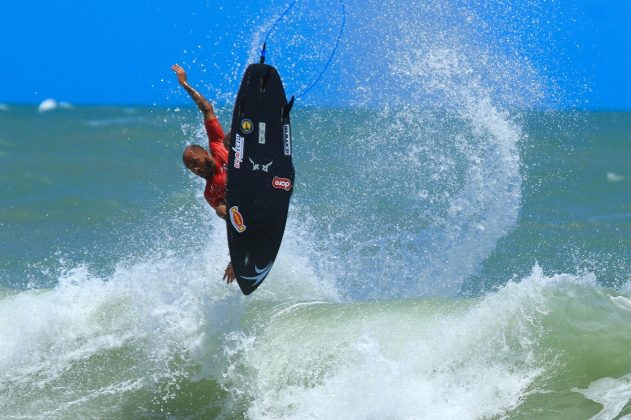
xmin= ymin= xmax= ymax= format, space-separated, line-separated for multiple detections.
xmin=1 ymin=104 xmax=631 ymax=419
xmin=2 ymin=0 xmax=631 ymax=417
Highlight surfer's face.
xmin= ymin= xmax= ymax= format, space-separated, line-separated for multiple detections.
xmin=183 ymin=147 xmax=214 ymax=178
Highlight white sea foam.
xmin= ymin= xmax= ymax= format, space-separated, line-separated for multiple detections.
xmin=37 ymin=98 xmax=73 ymax=113
xmin=3 ymin=230 xmax=631 ymax=419
xmin=0 ymin=205 xmax=340 ymax=416
xmin=38 ymin=98 xmax=58 ymax=113
xmin=0 ymin=230 xmax=240 ymax=416
xmin=607 ymin=172 xmax=624 ymax=182
xmin=610 ymin=295 xmax=631 ymax=311
xmin=223 ymin=264 xmax=619 ymax=419
xmin=573 ymin=374 xmax=631 ymax=420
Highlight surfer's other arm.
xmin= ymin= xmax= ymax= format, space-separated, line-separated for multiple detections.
xmin=171 ymin=64 xmax=216 ymax=121
xmin=223 ymin=262 xmax=236 ymax=284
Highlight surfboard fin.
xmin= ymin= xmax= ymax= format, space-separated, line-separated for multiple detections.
xmin=282 ymin=96 xmax=295 ymax=121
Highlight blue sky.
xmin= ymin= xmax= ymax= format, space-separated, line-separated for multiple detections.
xmin=1 ymin=0 xmax=629 ymax=109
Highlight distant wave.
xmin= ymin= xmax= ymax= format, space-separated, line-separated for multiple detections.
xmin=607 ymin=172 xmax=625 ymax=182
xmin=83 ymin=116 xmax=150 ymax=127
xmin=38 ymin=99 xmax=73 ymax=113
xmin=588 ymin=211 xmax=631 ymax=223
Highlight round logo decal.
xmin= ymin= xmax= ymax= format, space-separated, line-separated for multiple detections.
xmin=240 ymin=119 xmax=253 ymax=134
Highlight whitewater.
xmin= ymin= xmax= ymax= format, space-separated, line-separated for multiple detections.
xmin=2 ymin=0 xmax=631 ymax=418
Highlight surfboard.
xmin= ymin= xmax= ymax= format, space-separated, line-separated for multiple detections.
xmin=226 ymin=63 xmax=295 ymax=295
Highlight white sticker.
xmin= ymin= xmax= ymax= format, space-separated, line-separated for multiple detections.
xmin=283 ymin=124 xmax=291 ymax=156
xmin=249 ymin=158 xmax=273 ymax=172
xmin=259 ymin=122 xmax=266 ymax=144
xmin=233 ymin=133 xmax=245 ymax=169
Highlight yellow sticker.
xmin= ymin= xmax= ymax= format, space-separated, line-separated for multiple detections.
xmin=240 ymin=119 xmax=253 ymax=134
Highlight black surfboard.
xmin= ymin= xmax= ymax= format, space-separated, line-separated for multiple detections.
xmin=226 ymin=63 xmax=295 ymax=295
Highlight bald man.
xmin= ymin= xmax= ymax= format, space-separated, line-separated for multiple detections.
xmin=172 ymin=63 xmax=235 ymax=283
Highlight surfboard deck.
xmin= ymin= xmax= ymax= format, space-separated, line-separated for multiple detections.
xmin=226 ymin=63 xmax=295 ymax=295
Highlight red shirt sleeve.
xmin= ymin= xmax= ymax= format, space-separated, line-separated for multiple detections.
xmin=205 ymin=117 xmax=228 ymax=170
xmin=204 ymin=118 xmax=225 ymax=148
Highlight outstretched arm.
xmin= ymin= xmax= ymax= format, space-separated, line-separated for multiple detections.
xmin=171 ymin=64 xmax=216 ymax=121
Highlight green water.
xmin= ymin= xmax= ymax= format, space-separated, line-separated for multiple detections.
xmin=2 ymin=105 xmax=631 ymax=419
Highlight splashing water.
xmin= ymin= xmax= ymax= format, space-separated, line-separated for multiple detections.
xmin=246 ymin=0 xmax=549 ymax=298
xmin=4 ymin=1 xmax=615 ymax=418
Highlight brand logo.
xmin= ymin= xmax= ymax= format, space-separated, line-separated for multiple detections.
xmin=240 ymin=119 xmax=253 ymax=134
xmin=249 ymin=158 xmax=273 ymax=172
xmin=229 ymin=206 xmax=246 ymax=233
xmin=272 ymin=176 xmax=292 ymax=191
xmin=233 ymin=134 xmax=245 ymax=169
xmin=241 ymin=262 xmax=274 ymax=286
xmin=283 ymin=124 xmax=291 ymax=156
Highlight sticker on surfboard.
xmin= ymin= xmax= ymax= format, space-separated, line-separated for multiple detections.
xmin=229 ymin=206 xmax=246 ymax=233
xmin=283 ymin=124 xmax=291 ymax=156
xmin=240 ymin=119 xmax=253 ymax=134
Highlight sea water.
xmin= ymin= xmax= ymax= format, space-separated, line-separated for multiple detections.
xmin=3 ymin=0 xmax=631 ymax=418
xmin=2 ymin=106 xmax=631 ymax=419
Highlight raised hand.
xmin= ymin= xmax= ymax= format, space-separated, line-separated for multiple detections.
xmin=171 ymin=64 xmax=188 ymax=86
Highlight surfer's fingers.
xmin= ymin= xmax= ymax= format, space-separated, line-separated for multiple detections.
xmin=223 ymin=267 xmax=233 ymax=283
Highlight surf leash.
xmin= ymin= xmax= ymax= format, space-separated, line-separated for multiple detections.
xmin=261 ymin=0 xmax=298 ymax=52
xmin=259 ymin=0 xmax=346 ymax=99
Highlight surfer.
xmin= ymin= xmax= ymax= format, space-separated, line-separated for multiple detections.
xmin=171 ymin=63 xmax=236 ymax=283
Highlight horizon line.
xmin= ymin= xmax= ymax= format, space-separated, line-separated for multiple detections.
xmin=1 ymin=101 xmax=630 ymax=113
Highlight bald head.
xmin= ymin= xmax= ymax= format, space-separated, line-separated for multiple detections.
xmin=183 ymin=144 xmax=215 ymax=178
